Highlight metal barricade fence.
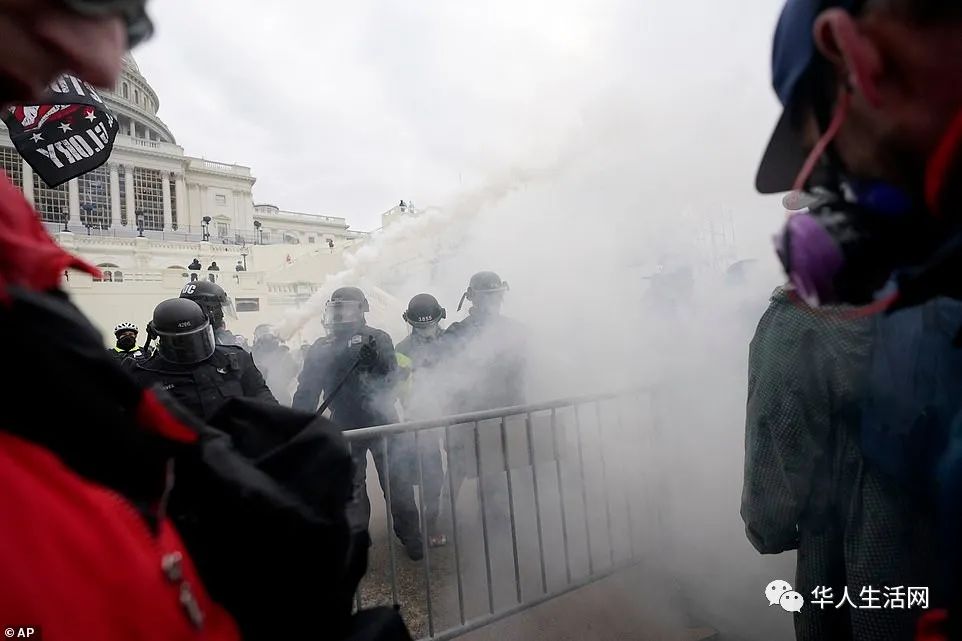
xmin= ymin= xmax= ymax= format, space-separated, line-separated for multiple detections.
xmin=344 ymin=388 xmax=659 ymax=640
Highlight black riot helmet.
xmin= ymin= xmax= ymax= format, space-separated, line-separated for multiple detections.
xmin=152 ymin=298 xmax=216 ymax=364
xmin=404 ymin=293 xmax=445 ymax=339
xmin=403 ymin=293 xmax=445 ymax=327
xmin=458 ymin=271 xmax=509 ymax=312
xmin=323 ymin=286 xmax=369 ymax=334
xmin=179 ymin=280 xmax=235 ymax=329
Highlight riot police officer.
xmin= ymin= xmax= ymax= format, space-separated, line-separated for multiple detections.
xmin=444 ymin=271 xmax=527 ymax=519
xmin=446 ymin=271 xmax=527 ymax=410
xmin=179 ymin=280 xmax=238 ymax=346
xmin=396 ymin=294 xmax=449 ymax=547
xmin=293 ymin=286 xmax=423 ymax=560
xmin=131 ymin=298 xmax=276 ymax=421
xmin=109 ymin=321 xmax=146 ymax=365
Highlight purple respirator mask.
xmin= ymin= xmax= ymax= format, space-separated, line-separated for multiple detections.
xmin=775 ymin=183 xmax=919 ymax=307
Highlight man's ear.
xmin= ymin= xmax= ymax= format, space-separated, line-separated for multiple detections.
xmin=813 ymin=8 xmax=883 ymax=107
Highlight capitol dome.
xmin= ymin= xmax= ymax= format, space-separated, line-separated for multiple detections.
xmin=104 ymin=54 xmax=176 ymax=145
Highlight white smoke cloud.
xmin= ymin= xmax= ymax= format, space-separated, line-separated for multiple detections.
xmin=264 ymin=80 xmax=793 ymax=638
xmin=176 ymin=0 xmax=802 ymax=635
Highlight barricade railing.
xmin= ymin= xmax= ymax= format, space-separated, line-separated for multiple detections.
xmin=344 ymin=388 xmax=656 ymax=640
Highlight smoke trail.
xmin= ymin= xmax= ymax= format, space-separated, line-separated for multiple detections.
xmin=274 ymin=164 xmax=566 ymax=344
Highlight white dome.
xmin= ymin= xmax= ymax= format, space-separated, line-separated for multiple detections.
xmin=106 ymin=53 xmax=176 ymax=144
xmin=122 ymin=53 xmax=140 ymax=75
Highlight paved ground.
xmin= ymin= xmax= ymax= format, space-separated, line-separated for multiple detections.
xmin=349 ymin=394 xmax=795 ymax=641
xmin=352 ymin=399 xmax=675 ymax=640
xmin=454 ymin=564 xmax=719 ymax=641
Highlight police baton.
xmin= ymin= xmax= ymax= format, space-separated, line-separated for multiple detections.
xmin=317 ymin=336 xmax=377 ymax=417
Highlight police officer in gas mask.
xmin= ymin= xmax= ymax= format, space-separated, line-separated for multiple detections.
xmin=396 ymin=294 xmax=449 ymax=547
xmin=293 ymin=286 xmax=424 ymax=560
xmin=179 ymin=281 xmax=238 ymax=346
xmin=131 ymin=298 xmax=276 ymax=421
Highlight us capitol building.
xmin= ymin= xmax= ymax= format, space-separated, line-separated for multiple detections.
xmin=0 ymin=55 xmax=395 ymax=344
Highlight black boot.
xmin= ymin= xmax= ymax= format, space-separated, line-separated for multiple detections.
xmin=402 ymin=536 xmax=424 ymax=561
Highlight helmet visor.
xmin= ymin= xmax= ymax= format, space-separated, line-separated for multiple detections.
xmin=470 ymin=289 xmax=505 ymax=310
xmin=156 ymin=323 xmax=216 ymax=364
xmin=323 ymin=300 xmax=364 ymax=328
xmin=221 ymin=296 xmax=238 ymax=321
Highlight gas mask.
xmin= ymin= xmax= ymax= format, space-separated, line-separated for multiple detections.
xmin=775 ymin=183 xmax=946 ymax=306
xmin=774 ymin=103 xmax=962 ymax=309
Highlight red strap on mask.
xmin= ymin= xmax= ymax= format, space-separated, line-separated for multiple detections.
xmin=792 ymin=91 xmax=851 ymax=193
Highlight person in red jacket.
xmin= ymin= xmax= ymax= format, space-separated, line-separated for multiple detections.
xmin=0 ymin=2 xmax=239 ymax=640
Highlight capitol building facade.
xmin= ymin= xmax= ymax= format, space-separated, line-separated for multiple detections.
xmin=0 ymin=55 xmax=379 ymax=343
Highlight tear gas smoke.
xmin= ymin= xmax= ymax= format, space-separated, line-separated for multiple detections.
xmin=256 ymin=0 xmax=798 ymax=637
xmin=269 ymin=109 xmax=793 ymax=639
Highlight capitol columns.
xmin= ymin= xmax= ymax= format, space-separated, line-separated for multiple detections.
xmin=109 ymin=163 xmax=121 ymax=229
xmin=174 ymin=170 xmax=186 ymax=229
xmin=67 ymin=177 xmax=81 ymax=230
xmin=200 ymin=185 xmax=210 ymax=231
xmin=124 ymin=164 xmax=135 ymax=226
xmin=161 ymin=169 xmax=173 ymax=231
xmin=21 ymin=159 xmax=34 ymax=205
xmin=232 ymin=188 xmax=243 ymax=229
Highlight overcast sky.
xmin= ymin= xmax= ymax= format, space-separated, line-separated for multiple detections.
xmin=135 ymin=0 xmax=784 ymax=232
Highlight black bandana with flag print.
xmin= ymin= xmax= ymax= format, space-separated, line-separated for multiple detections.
xmin=2 ymin=75 xmax=119 ymax=187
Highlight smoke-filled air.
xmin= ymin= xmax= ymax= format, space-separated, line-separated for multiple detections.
xmin=238 ymin=1 xmax=797 ymax=637
xmin=12 ymin=0 xmax=962 ymax=641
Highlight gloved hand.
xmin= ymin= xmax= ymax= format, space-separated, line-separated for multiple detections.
xmin=357 ymin=338 xmax=379 ymax=371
